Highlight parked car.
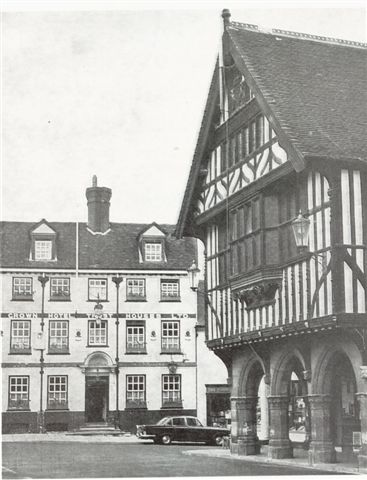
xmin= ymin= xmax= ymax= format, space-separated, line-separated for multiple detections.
xmin=136 ymin=415 xmax=230 ymax=445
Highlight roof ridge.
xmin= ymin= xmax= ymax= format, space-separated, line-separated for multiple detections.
xmin=229 ymin=21 xmax=367 ymax=49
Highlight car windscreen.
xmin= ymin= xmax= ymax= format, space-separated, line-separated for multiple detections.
xmin=156 ymin=417 xmax=171 ymax=426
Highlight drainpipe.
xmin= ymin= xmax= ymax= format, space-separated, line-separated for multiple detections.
xmin=112 ymin=275 xmax=123 ymax=429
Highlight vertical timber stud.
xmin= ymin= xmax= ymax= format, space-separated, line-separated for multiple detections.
xmin=329 ymin=169 xmax=345 ymax=314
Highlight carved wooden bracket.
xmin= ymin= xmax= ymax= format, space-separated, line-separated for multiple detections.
xmin=236 ymin=281 xmax=281 ymax=310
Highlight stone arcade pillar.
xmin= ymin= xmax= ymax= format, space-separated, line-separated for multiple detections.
xmin=308 ymin=394 xmax=336 ymax=464
xmin=230 ymin=396 xmax=260 ymax=455
xmin=268 ymin=395 xmax=293 ymax=459
xmin=356 ymin=366 xmax=367 ymax=472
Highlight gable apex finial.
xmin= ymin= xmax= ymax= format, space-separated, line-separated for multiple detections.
xmin=221 ymin=9 xmax=231 ymax=28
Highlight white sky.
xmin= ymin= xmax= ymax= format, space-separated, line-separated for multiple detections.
xmin=2 ymin=0 xmax=366 ymax=225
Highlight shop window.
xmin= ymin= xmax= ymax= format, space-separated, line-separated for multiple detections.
xmin=47 ymin=376 xmax=68 ymax=410
xmin=126 ymin=375 xmax=146 ymax=408
xmin=162 ymin=374 xmax=182 ymax=408
xmin=8 ymin=376 xmax=29 ymax=410
xmin=10 ymin=321 xmax=31 ymax=353
xmin=88 ymin=278 xmax=107 ymax=301
xmin=49 ymin=321 xmax=69 ymax=353
xmin=88 ymin=320 xmax=107 ymax=346
xmin=160 ymin=279 xmax=180 ymax=301
xmin=161 ymin=321 xmax=180 ymax=353
xmin=12 ymin=277 xmax=33 ymax=301
xmin=126 ymin=279 xmax=146 ymax=301
xmin=50 ymin=278 xmax=70 ymax=301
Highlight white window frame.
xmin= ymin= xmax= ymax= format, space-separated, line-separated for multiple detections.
xmin=88 ymin=278 xmax=107 ymax=301
xmin=126 ymin=375 xmax=146 ymax=405
xmin=127 ymin=325 xmax=145 ymax=351
xmin=49 ymin=320 xmax=69 ymax=352
xmin=35 ymin=240 xmax=52 ymax=260
xmin=50 ymin=278 xmax=70 ymax=300
xmin=162 ymin=374 xmax=181 ymax=404
xmin=12 ymin=277 xmax=33 ymax=299
xmin=160 ymin=279 xmax=180 ymax=300
xmin=10 ymin=321 xmax=31 ymax=351
xmin=145 ymin=243 xmax=162 ymax=262
xmin=9 ymin=376 xmax=29 ymax=410
xmin=126 ymin=279 xmax=146 ymax=299
xmin=88 ymin=320 xmax=107 ymax=345
xmin=47 ymin=375 xmax=68 ymax=409
xmin=161 ymin=321 xmax=180 ymax=352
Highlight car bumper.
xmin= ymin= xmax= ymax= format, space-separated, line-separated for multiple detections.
xmin=136 ymin=433 xmax=156 ymax=440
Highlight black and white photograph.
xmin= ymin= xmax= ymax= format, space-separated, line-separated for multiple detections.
xmin=1 ymin=0 xmax=366 ymax=478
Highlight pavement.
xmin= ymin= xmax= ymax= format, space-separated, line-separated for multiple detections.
xmin=1 ymin=432 xmax=362 ymax=475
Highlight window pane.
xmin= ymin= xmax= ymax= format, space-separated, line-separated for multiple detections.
xmin=11 ymin=321 xmax=31 ymax=350
xmin=145 ymin=243 xmax=162 ymax=262
xmin=13 ymin=278 xmax=32 ymax=297
xmin=161 ymin=280 xmax=179 ymax=298
xmin=127 ymin=279 xmax=145 ymax=298
xmin=89 ymin=320 xmax=107 ymax=345
xmin=35 ymin=241 xmax=52 ymax=260
xmin=51 ymin=278 xmax=70 ymax=298
xmin=89 ymin=279 xmax=107 ymax=300
xmin=49 ymin=321 xmax=68 ymax=351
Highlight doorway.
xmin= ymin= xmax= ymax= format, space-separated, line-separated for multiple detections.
xmin=85 ymin=376 xmax=109 ymax=423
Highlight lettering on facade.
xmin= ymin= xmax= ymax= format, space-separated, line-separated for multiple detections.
xmin=87 ymin=313 xmax=112 ymax=320
xmin=8 ymin=313 xmax=38 ymax=319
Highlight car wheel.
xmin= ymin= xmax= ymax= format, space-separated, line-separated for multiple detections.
xmin=214 ymin=435 xmax=223 ymax=446
xmin=161 ymin=434 xmax=172 ymax=445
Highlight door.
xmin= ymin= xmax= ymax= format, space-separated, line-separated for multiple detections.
xmin=85 ymin=376 xmax=109 ymax=423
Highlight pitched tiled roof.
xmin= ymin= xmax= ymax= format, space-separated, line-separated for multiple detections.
xmin=227 ymin=24 xmax=367 ymax=161
xmin=0 ymin=222 xmax=77 ymax=269
xmin=176 ymin=22 xmax=367 ymax=237
xmin=0 ymin=222 xmax=197 ymax=270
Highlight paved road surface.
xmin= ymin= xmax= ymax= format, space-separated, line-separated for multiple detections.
xmin=2 ymin=441 xmax=337 ymax=478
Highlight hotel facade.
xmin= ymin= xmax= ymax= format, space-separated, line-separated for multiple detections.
xmin=1 ymin=178 xmax=211 ymax=433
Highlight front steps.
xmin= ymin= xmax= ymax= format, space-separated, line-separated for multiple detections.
xmin=67 ymin=422 xmax=127 ymax=436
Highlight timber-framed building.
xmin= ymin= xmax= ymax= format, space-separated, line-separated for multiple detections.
xmin=176 ymin=10 xmax=367 ymax=469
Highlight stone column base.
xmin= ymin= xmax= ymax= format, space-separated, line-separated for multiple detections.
xmin=237 ymin=435 xmax=261 ymax=456
xmin=358 ymin=453 xmax=367 ymax=473
xmin=268 ymin=439 xmax=293 ymax=459
xmin=308 ymin=441 xmax=336 ymax=464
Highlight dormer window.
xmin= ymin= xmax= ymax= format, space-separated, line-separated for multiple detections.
xmin=30 ymin=220 xmax=57 ymax=262
xmin=138 ymin=222 xmax=167 ymax=264
xmin=145 ymin=242 xmax=162 ymax=262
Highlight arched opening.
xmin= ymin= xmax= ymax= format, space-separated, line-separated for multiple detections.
xmin=326 ymin=352 xmax=359 ymax=460
xmin=309 ymin=348 xmax=361 ymax=464
xmin=82 ymin=352 xmax=115 ymax=424
xmin=268 ymin=352 xmax=308 ymax=459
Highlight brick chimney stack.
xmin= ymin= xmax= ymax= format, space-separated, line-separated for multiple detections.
xmin=85 ymin=175 xmax=112 ymax=233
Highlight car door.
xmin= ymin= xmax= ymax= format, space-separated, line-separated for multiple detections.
xmin=171 ymin=417 xmax=187 ymax=441
xmin=186 ymin=417 xmax=206 ymax=442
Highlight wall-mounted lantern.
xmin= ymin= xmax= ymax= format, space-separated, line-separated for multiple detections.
xmin=188 ymin=260 xmax=200 ymax=291
xmin=291 ymin=211 xmax=310 ymax=251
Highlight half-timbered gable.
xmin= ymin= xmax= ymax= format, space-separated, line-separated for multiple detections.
xmin=176 ymin=10 xmax=367 ymax=468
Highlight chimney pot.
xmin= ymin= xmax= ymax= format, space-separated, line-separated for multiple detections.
xmin=92 ymin=175 xmax=97 ymax=187
xmin=221 ymin=9 xmax=231 ymax=27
